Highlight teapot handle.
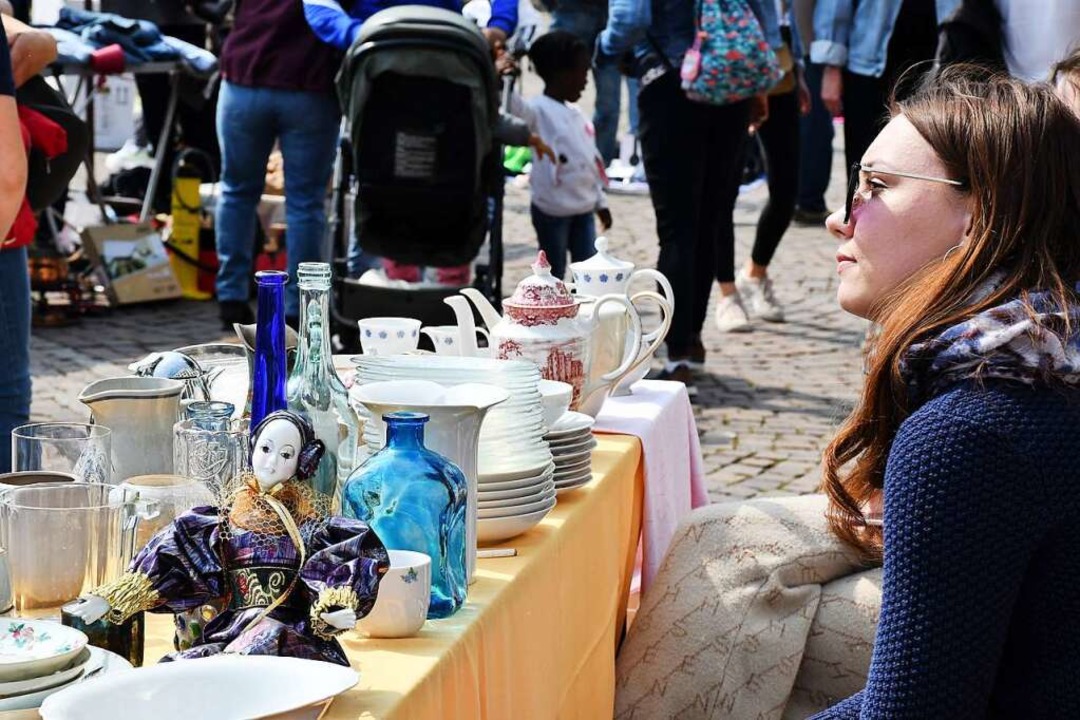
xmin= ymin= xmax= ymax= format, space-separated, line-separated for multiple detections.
xmin=593 ymin=294 xmax=644 ymax=384
xmin=621 ymin=291 xmax=672 ymax=383
xmin=628 ymin=269 xmax=675 ymax=314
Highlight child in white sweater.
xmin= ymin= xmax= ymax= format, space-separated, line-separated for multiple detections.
xmin=510 ymin=30 xmax=612 ymax=279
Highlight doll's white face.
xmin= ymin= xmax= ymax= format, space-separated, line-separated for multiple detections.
xmin=252 ymin=419 xmax=302 ymax=491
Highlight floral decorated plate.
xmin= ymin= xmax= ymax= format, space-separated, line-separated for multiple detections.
xmin=0 ymin=620 xmax=87 ymax=683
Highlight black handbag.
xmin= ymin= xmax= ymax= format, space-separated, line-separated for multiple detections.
xmin=15 ymin=76 xmax=89 ymax=213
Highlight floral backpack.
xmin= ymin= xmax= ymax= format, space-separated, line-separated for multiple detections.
xmin=679 ymin=0 xmax=782 ymax=105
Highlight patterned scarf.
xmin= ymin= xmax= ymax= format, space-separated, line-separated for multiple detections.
xmin=900 ymin=273 xmax=1080 ymax=404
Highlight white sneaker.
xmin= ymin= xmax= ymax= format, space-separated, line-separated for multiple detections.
xmin=735 ymin=269 xmax=785 ymax=322
xmin=714 ymin=293 xmax=751 ymax=333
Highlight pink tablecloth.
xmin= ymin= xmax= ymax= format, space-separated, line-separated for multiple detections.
xmin=594 ymin=380 xmax=707 ymax=592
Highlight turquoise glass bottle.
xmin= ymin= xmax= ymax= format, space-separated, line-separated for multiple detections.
xmin=342 ymin=412 xmax=468 ymax=618
xmin=286 ymin=263 xmax=360 ymax=500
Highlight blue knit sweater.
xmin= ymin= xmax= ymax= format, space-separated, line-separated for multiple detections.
xmin=812 ymin=382 xmax=1080 ymax=718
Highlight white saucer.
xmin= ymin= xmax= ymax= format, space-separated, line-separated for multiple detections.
xmin=478 ymin=462 xmax=556 ymax=490
xmin=548 ymin=429 xmax=593 ymax=446
xmin=550 ymin=437 xmax=597 ymax=456
xmin=545 ymin=411 xmax=595 ymax=437
xmin=554 ymin=470 xmax=593 ymax=487
xmin=552 ymin=448 xmax=593 ymax=467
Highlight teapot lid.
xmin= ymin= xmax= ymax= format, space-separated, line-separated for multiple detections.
xmin=505 ymin=251 xmax=576 ymax=308
xmin=569 ymin=237 xmax=635 ymax=273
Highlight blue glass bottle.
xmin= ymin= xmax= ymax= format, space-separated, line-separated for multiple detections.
xmin=250 ymin=270 xmax=288 ymax=428
xmin=342 ymin=412 xmax=468 ymax=618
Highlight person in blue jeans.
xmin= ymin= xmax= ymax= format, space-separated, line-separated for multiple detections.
xmin=510 ymin=31 xmax=612 ymax=279
xmin=0 ymin=21 xmax=29 ymax=472
xmin=214 ymin=0 xmax=344 ymax=328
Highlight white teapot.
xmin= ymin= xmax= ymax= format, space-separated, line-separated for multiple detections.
xmin=459 ymin=251 xmax=643 ymax=416
xmin=569 ymin=237 xmax=674 ymax=397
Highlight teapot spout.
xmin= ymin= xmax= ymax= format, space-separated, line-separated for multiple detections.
xmin=459 ymin=288 xmax=503 ymax=332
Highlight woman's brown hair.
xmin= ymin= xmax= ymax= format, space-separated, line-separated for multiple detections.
xmin=822 ymin=67 xmax=1080 ymax=561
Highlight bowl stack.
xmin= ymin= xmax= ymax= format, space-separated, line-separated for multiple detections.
xmin=544 ymin=412 xmax=597 ymax=494
xmin=0 ymin=619 xmax=131 ymax=712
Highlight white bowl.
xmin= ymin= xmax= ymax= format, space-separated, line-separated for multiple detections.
xmin=537 ymin=380 xmax=573 ymax=430
xmin=0 ymin=647 xmax=131 ymax=713
xmin=40 ymin=655 xmax=358 ymax=720
xmin=479 ymin=494 xmax=555 ymax=519
xmin=0 ymin=620 xmax=88 ymax=683
xmin=478 ymin=476 xmax=555 ymax=501
xmin=478 ymin=482 xmax=555 ymax=509
xmin=0 ymin=647 xmax=91 ymax=698
xmin=477 ymin=502 xmax=555 ymax=543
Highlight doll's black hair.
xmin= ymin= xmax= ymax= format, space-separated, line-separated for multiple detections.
xmin=250 ymin=410 xmax=326 ymax=481
xmin=528 ymin=30 xmax=590 ymax=84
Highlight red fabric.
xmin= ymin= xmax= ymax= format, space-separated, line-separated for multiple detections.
xmin=3 ymin=107 xmax=68 ymax=251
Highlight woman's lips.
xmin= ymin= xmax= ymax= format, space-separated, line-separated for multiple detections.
xmin=836 ymin=254 xmax=857 ymax=274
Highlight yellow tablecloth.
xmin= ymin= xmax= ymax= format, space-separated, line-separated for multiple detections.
xmin=6 ymin=434 xmax=643 ymax=720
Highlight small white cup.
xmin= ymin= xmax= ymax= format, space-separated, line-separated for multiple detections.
xmin=358 ymin=318 xmax=423 ymax=356
xmin=357 ymin=550 xmax=431 ymax=638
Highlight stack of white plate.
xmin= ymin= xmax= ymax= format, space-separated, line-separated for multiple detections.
xmin=477 ymin=461 xmax=556 ymax=543
xmin=352 ymin=355 xmax=553 ymax=479
xmin=545 ymin=412 xmax=597 ymax=494
xmin=0 ymin=619 xmax=132 ymax=712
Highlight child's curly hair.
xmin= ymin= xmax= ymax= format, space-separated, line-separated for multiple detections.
xmin=528 ymin=30 xmax=589 ymax=84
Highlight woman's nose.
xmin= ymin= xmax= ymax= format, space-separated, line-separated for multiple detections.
xmin=825 ymin=208 xmax=853 ymax=241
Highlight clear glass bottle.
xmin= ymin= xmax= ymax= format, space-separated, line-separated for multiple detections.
xmin=342 ymin=412 xmax=468 ymax=619
xmin=287 ymin=263 xmax=360 ymax=500
xmin=251 ymin=270 xmax=289 ymax=428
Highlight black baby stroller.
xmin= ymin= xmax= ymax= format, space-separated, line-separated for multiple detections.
xmin=329 ymin=6 xmax=506 ymax=350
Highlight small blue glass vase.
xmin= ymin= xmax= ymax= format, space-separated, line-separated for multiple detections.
xmin=342 ymin=412 xmax=468 ymax=618
xmin=251 ymin=270 xmax=288 ymax=428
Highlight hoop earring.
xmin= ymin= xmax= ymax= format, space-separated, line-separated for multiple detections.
xmin=942 ymin=244 xmax=964 ymax=262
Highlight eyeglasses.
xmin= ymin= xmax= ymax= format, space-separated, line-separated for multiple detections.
xmin=844 ymin=163 xmax=967 ymax=224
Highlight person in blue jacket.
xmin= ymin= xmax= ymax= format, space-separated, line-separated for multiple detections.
xmin=303 ymin=0 xmax=517 ymax=53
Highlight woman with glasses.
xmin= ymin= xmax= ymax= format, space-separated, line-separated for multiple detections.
xmin=613 ymin=68 xmax=1080 ymax=719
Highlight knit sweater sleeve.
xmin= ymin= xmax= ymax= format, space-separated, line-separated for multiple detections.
xmin=810 ymin=406 xmax=1047 ymax=719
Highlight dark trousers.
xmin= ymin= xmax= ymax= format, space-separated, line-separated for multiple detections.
xmin=797 ymin=62 xmax=834 ymax=213
xmin=637 ymin=73 xmax=750 ymax=358
xmin=753 ymin=89 xmax=799 ymax=268
xmin=841 ymin=70 xmax=890 ymax=171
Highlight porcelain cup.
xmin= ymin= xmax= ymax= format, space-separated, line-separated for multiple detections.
xmin=356 ymin=550 xmax=431 ymax=638
xmin=358 ymin=318 xmax=423 ymax=356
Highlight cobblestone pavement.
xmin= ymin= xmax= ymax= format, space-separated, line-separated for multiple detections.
xmin=29 ymin=119 xmax=863 ymax=505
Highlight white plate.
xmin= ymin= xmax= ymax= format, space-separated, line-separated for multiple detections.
xmin=477 ymin=503 xmax=555 ymax=543
xmin=478 ymin=477 xmax=555 ymax=501
xmin=0 ymin=648 xmax=91 ymax=698
xmin=478 ymin=458 xmax=554 ymax=484
xmin=478 ymin=495 xmax=556 ymax=520
xmin=478 ymin=483 xmax=555 ymax=510
xmin=554 ymin=467 xmax=593 ymax=484
xmin=547 ymin=428 xmax=594 ymax=446
xmin=555 ymin=479 xmax=592 ymax=495
xmin=550 ymin=437 xmax=597 ymax=456
xmin=1 ymin=647 xmax=130 ymax=713
xmin=40 ymin=655 xmax=357 ymax=720
xmin=552 ymin=448 xmax=593 ymax=467
xmin=554 ymin=463 xmax=592 ymax=480
xmin=545 ymin=411 xmax=596 ymax=437
xmin=0 ymin=620 xmax=88 ymax=683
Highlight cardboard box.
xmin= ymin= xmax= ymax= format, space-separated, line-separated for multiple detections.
xmin=82 ymin=223 xmax=182 ymax=305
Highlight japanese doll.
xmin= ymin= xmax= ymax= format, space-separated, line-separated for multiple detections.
xmin=68 ymin=410 xmax=389 ymax=664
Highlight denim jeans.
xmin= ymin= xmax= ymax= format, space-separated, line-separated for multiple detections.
xmin=0 ymin=247 xmax=31 ymax=473
xmin=530 ymin=205 xmax=596 ymax=280
xmin=552 ymin=3 xmax=623 ymax=164
xmin=215 ymin=80 xmax=340 ymax=317
xmin=796 ymin=62 xmax=834 ymax=213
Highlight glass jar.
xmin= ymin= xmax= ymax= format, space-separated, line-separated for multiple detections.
xmin=251 ymin=270 xmax=289 ymax=428
xmin=172 ymin=418 xmax=250 ymax=501
xmin=287 ymin=263 xmax=361 ymax=500
xmin=185 ymin=401 xmax=235 ymax=432
xmin=342 ymin=412 xmax=467 ymax=619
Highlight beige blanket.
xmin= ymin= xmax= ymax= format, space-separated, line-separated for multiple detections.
xmin=615 ymin=495 xmax=882 ymax=719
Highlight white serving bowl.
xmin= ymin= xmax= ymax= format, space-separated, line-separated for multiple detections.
xmin=0 ymin=620 xmax=87 ymax=683
xmin=537 ymin=380 xmax=573 ymax=430
xmin=40 ymin=656 xmax=357 ymax=720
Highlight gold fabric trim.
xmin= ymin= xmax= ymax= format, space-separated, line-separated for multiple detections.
xmin=309 ymin=585 xmax=361 ymax=640
xmin=96 ymin=571 xmax=160 ymax=625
